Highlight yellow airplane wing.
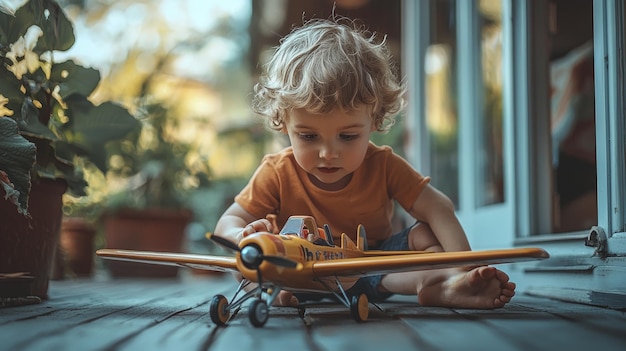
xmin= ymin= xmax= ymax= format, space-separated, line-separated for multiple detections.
xmin=311 ymin=247 xmax=549 ymax=277
xmin=96 ymin=249 xmax=239 ymax=273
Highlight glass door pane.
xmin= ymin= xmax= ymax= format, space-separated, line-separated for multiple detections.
xmin=549 ymin=0 xmax=596 ymax=233
xmin=426 ymin=0 xmax=505 ymax=209
xmin=477 ymin=0 xmax=505 ymax=206
xmin=425 ymin=0 xmax=460 ymax=207
xmin=423 ymin=0 xmax=513 ymax=248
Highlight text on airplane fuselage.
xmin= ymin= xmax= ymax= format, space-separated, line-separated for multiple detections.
xmin=299 ymin=245 xmax=345 ymax=261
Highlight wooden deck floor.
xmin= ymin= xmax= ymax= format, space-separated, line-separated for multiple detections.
xmin=1 ymin=271 xmax=625 ymax=351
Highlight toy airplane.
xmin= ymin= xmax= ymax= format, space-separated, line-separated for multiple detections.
xmin=97 ymin=215 xmax=549 ymax=327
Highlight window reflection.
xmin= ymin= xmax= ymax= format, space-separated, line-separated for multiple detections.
xmin=477 ymin=0 xmax=504 ymax=206
xmin=425 ymin=0 xmax=459 ymax=207
xmin=548 ymin=0 xmax=596 ymax=232
xmin=425 ymin=0 xmax=504 ymax=208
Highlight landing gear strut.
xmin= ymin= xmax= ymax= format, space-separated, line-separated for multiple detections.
xmin=318 ymin=278 xmax=371 ymax=322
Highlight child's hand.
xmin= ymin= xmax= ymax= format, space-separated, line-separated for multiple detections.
xmin=241 ymin=218 xmax=274 ymax=237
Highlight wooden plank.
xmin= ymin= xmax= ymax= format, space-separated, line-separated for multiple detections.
xmin=311 ymin=319 xmax=425 ymax=351
xmin=511 ymin=294 xmax=626 ymax=340
xmin=112 ymin=304 xmax=219 ymax=351
xmin=208 ymin=307 xmax=312 ymax=351
xmin=525 ymin=286 xmax=626 ymax=310
xmin=0 ymin=278 xmax=170 ymax=324
xmin=383 ymin=300 xmax=525 ymax=351
xmin=0 ymin=274 xmax=235 ymax=351
xmin=450 ymin=295 xmax=626 ymax=350
xmin=299 ymin=300 xmax=425 ymax=350
xmin=1 ymin=283 xmax=191 ymax=350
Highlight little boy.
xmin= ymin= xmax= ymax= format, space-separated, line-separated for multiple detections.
xmin=214 ymin=18 xmax=515 ymax=309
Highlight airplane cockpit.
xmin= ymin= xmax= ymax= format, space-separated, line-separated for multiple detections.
xmin=278 ymin=220 xmax=303 ymax=237
xmin=278 ymin=218 xmax=333 ymax=246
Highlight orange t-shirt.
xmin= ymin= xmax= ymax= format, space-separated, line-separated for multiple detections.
xmin=234 ymin=142 xmax=430 ymax=246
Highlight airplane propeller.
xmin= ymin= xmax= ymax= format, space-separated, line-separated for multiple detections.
xmin=208 ymin=234 xmax=300 ymax=269
xmin=209 ymin=234 xmax=240 ymax=252
xmin=240 ymin=245 xmax=300 ymax=269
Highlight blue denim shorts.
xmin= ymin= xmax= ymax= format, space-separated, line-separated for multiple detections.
xmin=294 ymin=225 xmax=412 ymax=303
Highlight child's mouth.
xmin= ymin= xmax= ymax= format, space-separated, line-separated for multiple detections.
xmin=318 ymin=167 xmax=339 ymax=174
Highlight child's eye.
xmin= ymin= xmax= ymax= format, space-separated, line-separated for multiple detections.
xmin=340 ymin=134 xmax=359 ymax=141
xmin=298 ymin=133 xmax=318 ymax=141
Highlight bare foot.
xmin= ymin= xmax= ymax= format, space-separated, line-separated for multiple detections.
xmin=273 ymin=290 xmax=299 ymax=306
xmin=417 ymin=266 xmax=516 ymax=309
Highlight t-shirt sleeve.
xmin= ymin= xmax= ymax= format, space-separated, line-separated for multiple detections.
xmin=385 ymin=151 xmax=431 ymax=211
xmin=234 ymin=157 xmax=281 ymax=219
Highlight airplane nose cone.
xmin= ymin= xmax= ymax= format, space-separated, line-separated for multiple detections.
xmin=241 ymin=245 xmax=262 ymax=268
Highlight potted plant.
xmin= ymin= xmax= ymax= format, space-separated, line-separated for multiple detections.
xmin=55 ymin=165 xmax=110 ymax=280
xmin=0 ymin=0 xmax=140 ymax=299
xmin=101 ymin=99 xmax=211 ymax=277
xmin=56 ymin=210 xmax=98 ymax=279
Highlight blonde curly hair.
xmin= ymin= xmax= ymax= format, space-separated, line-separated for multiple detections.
xmin=252 ymin=18 xmax=405 ymax=132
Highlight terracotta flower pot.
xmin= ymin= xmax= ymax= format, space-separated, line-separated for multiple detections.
xmin=102 ymin=208 xmax=191 ymax=278
xmin=57 ymin=217 xmax=96 ymax=277
xmin=0 ymin=179 xmax=67 ymax=299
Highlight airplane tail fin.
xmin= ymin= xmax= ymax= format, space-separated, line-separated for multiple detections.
xmin=341 ymin=233 xmax=357 ymax=250
xmin=341 ymin=224 xmax=367 ymax=251
xmin=323 ymin=224 xmax=334 ymax=246
xmin=340 ymin=225 xmax=369 ymax=251
xmin=356 ymin=224 xmax=368 ymax=251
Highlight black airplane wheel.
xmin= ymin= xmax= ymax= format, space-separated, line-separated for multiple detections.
xmin=350 ymin=293 xmax=369 ymax=322
xmin=249 ymin=299 xmax=269 ymax=327
xmin=210 ymin=294 xmax=230 ymax=326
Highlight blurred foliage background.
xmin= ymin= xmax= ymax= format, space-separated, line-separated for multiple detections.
xmin=8 ymin=0 xmax=404 ymax=250
xmin=52 ymin=0 xmax=258 ymax=238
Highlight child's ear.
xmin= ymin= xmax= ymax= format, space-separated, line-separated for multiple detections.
xmin=280 ymin=125 xmax=288 ymax=134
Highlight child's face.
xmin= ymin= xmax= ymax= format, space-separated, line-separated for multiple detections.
xmin=284 ymin=106 xmax=375 ymax=190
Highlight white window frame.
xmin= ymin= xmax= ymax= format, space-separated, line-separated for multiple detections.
xmin=594 ymin=0 xmax=626 ymax=255
xmin=455 ymin=0 xmax=516 ymax=249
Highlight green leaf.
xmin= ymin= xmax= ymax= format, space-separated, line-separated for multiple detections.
xmin=16 ymin=97 xmax=58 ymax=140
xmin=0 ymin=66 xmax=26 ymax=101
xmin=3 ymin=0 xmax=75 ymax=53
xmin=1 ymin=1 xmax=34 ymax=48
xmin=62 ymin=168 xmax=87 ymax=197
xmin=0 ymin=117 xmax=37 ymax=215
xmin=31 ymin=0 xmax=75 ymax=52
xmin=63 ymin=96 xmax=140 ymax=172
xmin=0 ymin=11 xmax=16 ymax=48
xmin=51 ymin=60 xmax=100 ymax=98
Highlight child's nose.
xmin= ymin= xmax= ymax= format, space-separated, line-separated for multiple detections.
xmin=319 ymin=142 xmax=339 ymax=160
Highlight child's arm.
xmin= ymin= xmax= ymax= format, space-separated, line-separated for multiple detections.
xmin=408 ymin=185 xmax=471 ymax=252
xmin=214 ymin=203 xmax=274 ymax=244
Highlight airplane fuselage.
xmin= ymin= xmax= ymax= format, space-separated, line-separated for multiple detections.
xmin=237 ymin=232 xmax=361 ymax=292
